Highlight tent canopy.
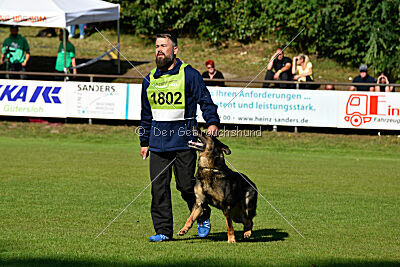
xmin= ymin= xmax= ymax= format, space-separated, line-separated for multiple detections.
xmin=0 ymin=0 xmax=120 ymax=28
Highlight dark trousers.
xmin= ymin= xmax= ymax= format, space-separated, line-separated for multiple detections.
xmin=150 ymin=149 xmax=210 ymax=238
xmin=6 ymin=63 xmax=26 ymax=79
xmin=298 ymin=76 xmax=320 ymax=90
xmin=262 ymin=70 xmax=293 ymax=88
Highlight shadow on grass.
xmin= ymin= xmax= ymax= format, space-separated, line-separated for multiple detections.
xmin=175 ymin=228 xmax=289 ymax=243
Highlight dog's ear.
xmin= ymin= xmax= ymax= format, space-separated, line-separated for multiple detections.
xmin=214 ymin=138 xmax=231 ymax=155
xmin=221 ymin=146 xmax=231 ymax=155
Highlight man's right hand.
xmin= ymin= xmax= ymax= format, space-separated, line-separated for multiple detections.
xmin=140 ymin=146 xmax=149 ymax=160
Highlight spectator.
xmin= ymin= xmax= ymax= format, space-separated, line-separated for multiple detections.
xmin=324 ymin=84 xmax=335 ymax=90
xmin=263 ymin=47 xmax=292 ymax=88
xmin=201 ymin=59 xmax=225 ymax=87
xmin=350 ymin=64 xmax=375 ymax=91
xmin=0 ymin=26 xmax=30 ymax=79
xmin=291 ymin=54 xmax=319 ymax=89
xmin=375 ymin=73 xmax=394 ymax=92
xmin=55 ymin=29 xmax=77 ymax=78
xmin=68 ymin=24 xmax=85 ymax=39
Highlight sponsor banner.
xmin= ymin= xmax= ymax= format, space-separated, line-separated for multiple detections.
xmin=0 ymin=79 xmax=67 ymax=117
xmin=66 ymin=82 xmax=127 ymax=119
xmin=198 ymin=87 xmax=339 ymax=127
xmin=337 ymin=91 xmax=400 ymax=130
xmin=126 ymin=84 xmax=142 ymax=120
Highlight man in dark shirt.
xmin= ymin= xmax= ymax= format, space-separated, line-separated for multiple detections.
xmin=263 ymin=47 xmax=292 ymax=88
xmin=350 ymin=64 xmax=376 ymax=91
xmin=202 ymin=59 xmax=225 ymax=87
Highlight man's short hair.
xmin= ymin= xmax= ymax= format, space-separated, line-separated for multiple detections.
xmin=60 ymin=29 xmax=70 ymax=38
xmin=10 ymin=25 xmax=19 ymax=30
xmin=156 ymin=33 xmax=178 ymax=47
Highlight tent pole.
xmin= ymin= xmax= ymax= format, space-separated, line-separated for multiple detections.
xmin=117 ymin=19 xmax=120 ymax=74
xmin=63 ymin=28 xmax=67 ymax=81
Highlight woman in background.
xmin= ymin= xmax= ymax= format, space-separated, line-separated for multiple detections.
xmin=292 ymin=54 xmax=319 ymax=89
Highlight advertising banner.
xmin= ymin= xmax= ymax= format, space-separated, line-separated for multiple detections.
xmin=337 ymin=91 xmax=400 ymax=130
xmin=0 ymin=79 xmax=67 ymax=117
xmin=198 ymin=87 xmax=339 ymax=127
xmin=126 ymin=84 xmax=142 ymax=120
xmin=1 ymin=79 xmax=399 ymax=130
xmin=66 ymin=82 xmax=128 ymax=120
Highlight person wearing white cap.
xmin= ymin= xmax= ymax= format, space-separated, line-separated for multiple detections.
xmin=349 ymin=64 xmax=376 ymax=91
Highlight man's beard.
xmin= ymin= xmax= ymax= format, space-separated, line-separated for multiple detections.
xmin=156 ymin=52 xmax=175 ymax=70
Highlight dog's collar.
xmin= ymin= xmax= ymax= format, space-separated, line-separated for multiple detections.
xmin=198 ymin=166 xmax=223 ymax=172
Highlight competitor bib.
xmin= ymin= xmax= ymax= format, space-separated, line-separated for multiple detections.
xmin=147 ymin=63 xmax=187 ymax=121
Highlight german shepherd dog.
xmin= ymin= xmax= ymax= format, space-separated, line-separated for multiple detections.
xmin=178 ymin=127 xmax=257 ymax=243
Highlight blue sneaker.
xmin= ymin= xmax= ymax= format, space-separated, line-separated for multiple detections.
xmin=149 ymin=234 xmax=170 ymax=242
xmin=197 ymin=219 xmax=211 ymax=238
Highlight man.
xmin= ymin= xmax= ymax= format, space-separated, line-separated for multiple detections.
xmin=350 ymin=64 xmax=375 ymax=91
xmin=202 ymin=59 xmax=225 ymax=87
xmin=55 ymin=29 xmax=77 ymax=78
xmin=0 ymin=26 xmax=30 ymax=79
xmin=140 ymin=33 xmax=220 ymax=242
xmin=263 ymin=47 xmax=292 ymax=88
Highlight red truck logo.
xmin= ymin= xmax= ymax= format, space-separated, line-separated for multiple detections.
xmin=344 ymin=94 xmax=385 ymax=127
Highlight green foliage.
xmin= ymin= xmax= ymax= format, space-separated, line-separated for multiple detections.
xmin=110 ymin=0 xmax=400 ymax=81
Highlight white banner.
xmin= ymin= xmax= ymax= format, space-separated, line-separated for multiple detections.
xmin=0 ymin=79 xmax=67 ymax=117
xmin=1 ymin=80 xmax=399 ymax=130
xmin=337 ymin=91 xmax=400 ymax=130
xmin=126 ymin=84 xmax=142 ymax=120
xmin=198 ymin=87 xmax=339 ymax=127
xmin=66 ymin=81 xmax=128 ymax=120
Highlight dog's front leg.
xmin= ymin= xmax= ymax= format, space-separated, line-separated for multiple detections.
xmin=177 ymin=202 xmax=204 ymax=236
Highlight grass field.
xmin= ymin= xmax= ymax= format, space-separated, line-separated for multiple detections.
xmin=0 ymin=121 xmax=399 ymax=266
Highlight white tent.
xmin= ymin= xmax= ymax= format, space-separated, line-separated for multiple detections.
xmin=0 ymin=0 xmax=121 ymax=73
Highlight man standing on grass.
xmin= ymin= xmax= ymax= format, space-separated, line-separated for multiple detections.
xmin=139 ymin=33 xmax=220 ymax=242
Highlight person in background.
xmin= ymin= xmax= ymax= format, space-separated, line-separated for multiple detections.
xmin=291 ymin=53 xmax=319 ymax=89
xmin=201 ymin=59 xmax=225 ymax=87
xmin=68 ymin=24 xmax=85 ymax=39
xmin=324 ymin=84 xmax=335 ymax=90
xmin=263 ymin=47 xmax=292 ymax=88
xmin=375 ymin=73 xmax=394 ymax=92
xmin=349 ymin=64 xmax=375 ymax=91
xmin=0 ymin=25 xmax=30 ymax=79
xmin=55 ymin=29 xmax=77 ymax=78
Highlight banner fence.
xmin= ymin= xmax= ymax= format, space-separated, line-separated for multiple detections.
xmin=1 ymin=79 xmax=399 ymax=130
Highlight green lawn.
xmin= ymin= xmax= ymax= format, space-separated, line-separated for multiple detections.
xmin=0 ymin=122 xmax=399 ymax=266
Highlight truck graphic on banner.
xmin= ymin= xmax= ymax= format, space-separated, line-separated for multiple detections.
xmin=344 ymin=94 xmax=386 ymax=127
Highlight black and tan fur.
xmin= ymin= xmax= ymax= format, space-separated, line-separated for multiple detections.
xmin=177 ymin=127 xmax=257 ymax=243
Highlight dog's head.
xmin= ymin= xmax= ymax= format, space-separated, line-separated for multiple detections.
xmin=188 ymin=126 xmax=231 ymax=161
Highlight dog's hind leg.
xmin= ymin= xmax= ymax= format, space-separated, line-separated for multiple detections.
xmin=224 ymin=209 xmax=236 ymax=243
xmin=243 ymin=219 xmax=253 ymax=239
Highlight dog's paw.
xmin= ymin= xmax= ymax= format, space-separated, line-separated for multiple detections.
xmin=227 ymin=238 xmax=237 ymax=243
xmin=177 ymin=228 xmax=188 ymax=236
xmin=243 ymin=230 xmax=252 ymax=239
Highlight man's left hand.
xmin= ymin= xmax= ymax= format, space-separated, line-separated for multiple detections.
xmin=207 ymin=125 xmax=219 ymax=136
